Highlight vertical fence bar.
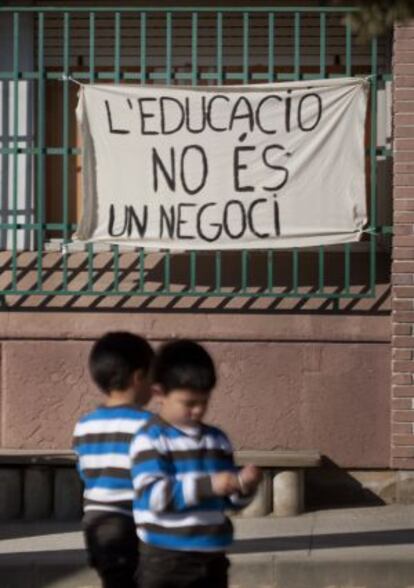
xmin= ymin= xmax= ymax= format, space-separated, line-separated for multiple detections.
xmin=319 ymin=12 xmax=326 ymax=78
xmin=140 ymin=12 xmax=147 ymax=84
xmin=163 ymin=251 xmax=171 ymax=294
xmin=190 ymin=251 xmax=196 ymax=292
xmin=241 ymin=251 xmax=249 ymax=293
xmin=139 ymin=248 xmax=145 ymax=293
xmin=215 ymin=251 xmax=222 ymax=294
xmin=114 ymin=11 xmax=121 ymax=83
xmin=62 ymin=12 xmax=70 ymax=290
xmin=370 ymin=36 xmax=378 ymax=296
xmin=87 ymin=243 xmax=94 ymax=291
xmin=112 ymin=244 xmax=119 ymax=291
xmin=87 ymin=12 xmax=95 ymax=292
xmin=241 ymin=12 xmax=249 ymax=294
xmin=243 ymin=12 xmax=249 ymax=84
xmin=89 ymin=11 xmax=95 ymax=83
xmin=216 ymin=12 xmax=223 ymax=84
xmin=267 ymin=13 xmax=275 ymax=295
xmin=166 ymin=11 xmax=172 ymax=84
xmin=190 ymin=12 xmax=198 ymax=294
xmin=318 ymin=11 xmax=326 ymax=296
xmin=36 ymin=12 xmax=45 ymax=290
xmin=191 ymin=12 xmax=198 ymax=86
xmin=292 ymin=247 xmax=299 ymax=294
xmin=11 ymin=12 xmax=19 ymax=290
xmin=267 ymin=250 xmax=273 ymax=293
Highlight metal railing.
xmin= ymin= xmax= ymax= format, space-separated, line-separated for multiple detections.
xmin=0 ymin=5 xmax=392 ymax=308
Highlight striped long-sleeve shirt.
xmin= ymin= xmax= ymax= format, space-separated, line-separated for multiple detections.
xmin=130 ymin=415 xmax=253 ymax=552
xmin=73 ymin=405 xmax=152 ymax=516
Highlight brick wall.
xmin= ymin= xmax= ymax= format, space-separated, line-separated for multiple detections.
xmin=392 ymin=20 xmax=414 ymax=469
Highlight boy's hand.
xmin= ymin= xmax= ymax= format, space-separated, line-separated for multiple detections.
xmin=238 ymin=464 xmax=262 ymax=495
xmin=211 ymin=472 xmax=240 ymax=496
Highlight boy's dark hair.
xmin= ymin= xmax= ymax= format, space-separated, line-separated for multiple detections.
xmin=89 ymin=331 xmax=154 ymax=394
xmin=153 ymin=339 xmax=216 ymax=394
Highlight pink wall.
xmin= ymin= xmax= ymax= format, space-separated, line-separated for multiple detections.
xmin=0 ymin=312 xmax=390 ymax=468
xmin=391 ymin=19 xmax=414 ymax=469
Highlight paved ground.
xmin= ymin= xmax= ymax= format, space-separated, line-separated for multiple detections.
xmin=1 ymin=505 xmax=414 ymax=587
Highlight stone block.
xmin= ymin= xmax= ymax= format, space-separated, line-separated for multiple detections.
xmin=350 ymin=470 xmax=397 ymax=504
xmin=273 ymin=469 xmax=304 ymax=517
xmin=0 ymin=469 xmax=22 ymax=520
xmin=240 ymin=471 xmax=272 ymax=517
xmin=24 ymin=466 xmax=52 ymax=520
xmin=54 ymin=468 xmax=82 ymax=521
xmin=397 ymin=470 xmax=414 ymax=503
xmin=229 ymin=554 xmax=275 ymax=588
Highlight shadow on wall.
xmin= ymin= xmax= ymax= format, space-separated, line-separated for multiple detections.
xmin=0 ymin=550 xmax=96 ymax=588
xmin=0 ymin=521 xmax=81 ymax=542
xmin=232 ymin=527 xmax=414 ymax=554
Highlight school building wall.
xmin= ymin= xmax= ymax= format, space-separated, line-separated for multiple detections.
xmin=391 ymin=18 xmax=414 ymax=471
xmin=2 ymin=3 xmax=414 ymax=504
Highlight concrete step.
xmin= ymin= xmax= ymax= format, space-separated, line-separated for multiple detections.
xmin=0 ymin=506 xmax=414 ymax=587
xmin=1 ymin=551 xmax=414 ymax=588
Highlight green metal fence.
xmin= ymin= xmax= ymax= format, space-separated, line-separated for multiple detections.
xmin=0 ymin=5 xmax=392 ymax=308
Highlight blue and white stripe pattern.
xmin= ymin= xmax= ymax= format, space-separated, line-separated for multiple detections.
xmin=131 ymin=415 xmax=252 ymax=551
xmin=73 ymin=405 xmax=152 ymax=516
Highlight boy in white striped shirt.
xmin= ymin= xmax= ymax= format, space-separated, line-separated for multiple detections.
xmin=131 ymin=339 xmax=262 ymax=588
xmin=73 ymin=331 xmax=154 ymax=588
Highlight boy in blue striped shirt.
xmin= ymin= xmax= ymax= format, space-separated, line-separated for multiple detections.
xmin=131 ymin=339 xmax=262 ymax=588
xmin=73 ymin=331 xmax=154 ymax=588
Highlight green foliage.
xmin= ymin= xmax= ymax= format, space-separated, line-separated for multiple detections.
xmin=344 ymin=0 xmax=414 ymax=41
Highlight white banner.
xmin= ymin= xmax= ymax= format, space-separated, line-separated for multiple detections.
xmin=75 ymin=77 xmax=368 ymax=251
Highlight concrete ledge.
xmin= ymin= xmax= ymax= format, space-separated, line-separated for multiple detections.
xmin=273 ymin=470 xmax=304 ymax=517
xmin=235 ymin=450 xmax=320 ymax=516
xmin=0 ymin=450 xmax=75 ymax=465
xmin=274 ymin=557 xmax=414 ymax=588
xmin=0 ymin=450 xmax=322 ymax=520
xmin=54 ymin=470 xmax=82 ymax=521
xmin=24 ymin=467 xmax=52 ymax=520
xmin=1 ymin=448 xmax=322 ymax=468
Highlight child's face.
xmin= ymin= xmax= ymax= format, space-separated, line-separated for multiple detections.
xmin=132 ymin=371 xmax=152 ymax=406
xmin=157 ymin=388 xmax=210 ymax=427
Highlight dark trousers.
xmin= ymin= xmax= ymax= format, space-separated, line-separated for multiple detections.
xmin=83 ymin=511 xmax=139 ymax=588
xmin=137 ymin=544 xmax=229 ymax=588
